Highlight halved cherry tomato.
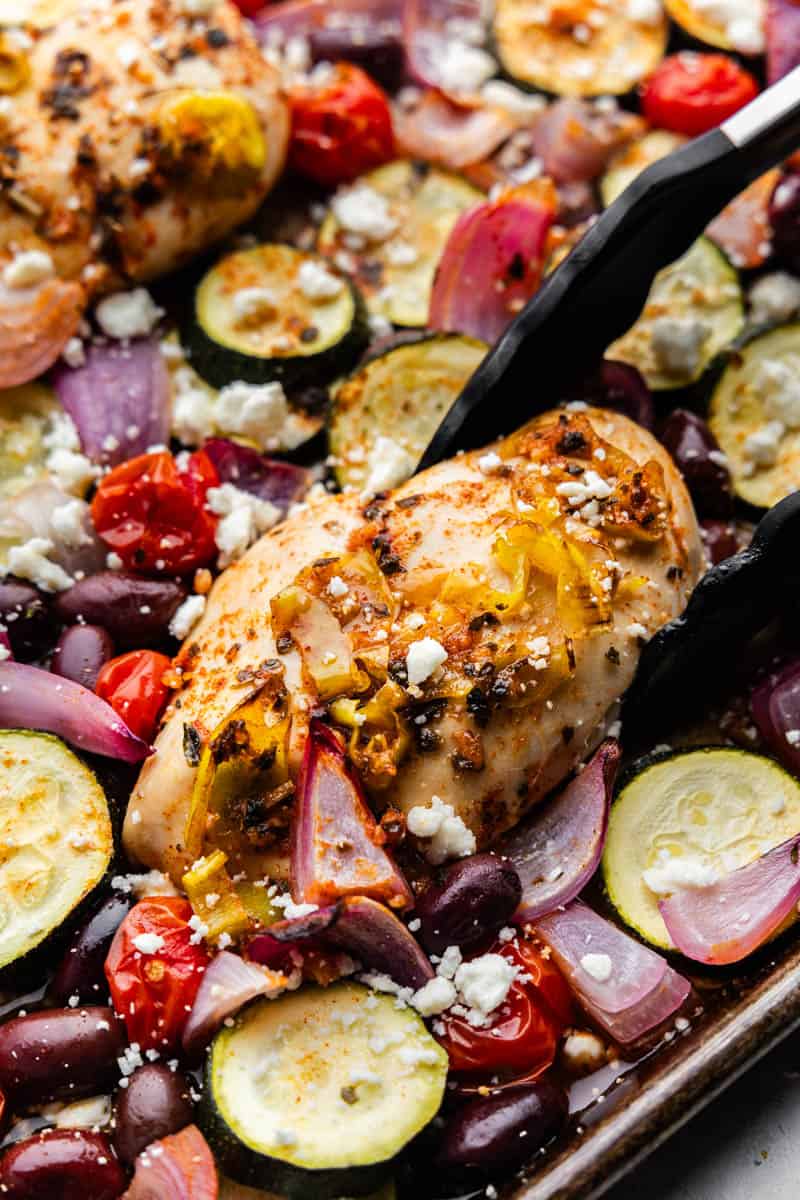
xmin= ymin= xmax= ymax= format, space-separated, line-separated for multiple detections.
xmin=96 ymin=649 xmax=172 ymax=743
xmin=91 ymin=450 xmax=219 ymax=574
xmin=288 ymin=62 xmax=395 ymax=187
xmin=105 ymin=897 xmax=210 ymax=1052
xmin=436 ymin=937 xmax=573 ymax=1081
xmin=641 ymin=53 xmax=759 ymax=138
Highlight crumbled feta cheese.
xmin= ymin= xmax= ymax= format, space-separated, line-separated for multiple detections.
xmin=786 ymin=729 xmax=800 ymax=747
xmin=132 ymin=932 xmax=166 ymax=955
xmin=579 ymin=952 xmax=613 ymax=983
xmin=215 ymin=380 xmax=290 ymax=452
xmin=327 ymin=575 xmax=349 ymax=598
xmin=62 ymin=336 xmax=86 ymax=368
xmin=454 ymin=954 xmax=518 ymax=1026
xmin=406 ymin=637 xmax=448 ymax=685
xmin=643 ymin=851 xmax=720 ymax=896
xmin=232 ymin=287 xmax=277 ymax=323
xmin=297 ymin=259 xmax=344 ymax=300
xmin=362 ymin=435 xmax=415 ymax=495
xmin=7 ymin=538 xmax=73 ymax=592
xmin=406 ymin=795 xmax=477 ymax=864
xmin=169 ymin=594 xmax=206 ymax=640
xmin=3 ymin=248 xmax=54 ymax=289
xmin=171 ymin=373 xmax=218 ymax=446
xmin=384 ymin=240 xmax=419 ymax=267
xmin=46 ymin=447 xmax=98 ymax=496
xmin=50 ymin=499 xmax=90 ymax=549
xmin=407 ymin=612 xmax=425 ymax=630
xmin=743 ymin=420 xmax=785 ymax=473
xmin=749 ymin=273 xmax=800 ymax=327
xmin=411 ymin=976 xmax=458 ymax=1017
xmin=116 ymin=38 xmax=141 ymax=69
xmin=650 ymin=317 xmax=710 ymax=379
xmin=436 ymin=945 xmax=463 ymax=980
xmin=477 ymin=451 xmax=504 ymax=476
xmin=691 ymin=0 xmax=765 ymax=54
xmin=755 ymin=357 xmax=800 ymax=430
xmin=107 ymin=552 xmax=124 ymax=570
xmin=207 ymin=483 xmax=280 ymax=567
xmin=436 ymin=40 xmax=497 ymax=94
xmin=272 ymin=893 xmax=319 ymax=920
xmin=112 ymin=870 xmax=179 ymax=898
xmin=95 ymin=288 xmax=164 ymax=340
xmin=331 ymin=185 xmax=398 ymax=242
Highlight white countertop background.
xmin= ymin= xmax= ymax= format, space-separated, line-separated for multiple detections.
xmin=606 ymin=1032 xmax=800 ymax=1200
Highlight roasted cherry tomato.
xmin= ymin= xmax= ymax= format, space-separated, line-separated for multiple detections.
xmin=91 ymin=450 xmax=219 ymax=574
xmin=105 ymin=897 xmax=210 ymax=1052
xmin=231 ymin=0 xmax=264 ymax=14
xmin=436 ymin=937 xmax=573 ymax=1081
xmin=95 ymin=649 xmax=172 ymax=743
xmin=641 ymin=53 xmax=759 ymax=138
xmin=288 ymin=62 xmax=394 ymax=187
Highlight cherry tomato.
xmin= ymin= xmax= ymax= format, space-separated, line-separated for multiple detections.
xmin=96 ymin=649 xmax=172 ymax=743
xmin=436 ymin=937 xmax=573 ymax=1081
xmin=641 ymin=53 xmax=759 ymax=138
xmin=105 ymin=897 xmax=209 ymax=1052
xmin=288 ymin=63 xmax=394 ymax=187
xmin=231 ymin=0 xmax=264 ymax=14
xmin=91 ymin=450 xmax=219 ymax=574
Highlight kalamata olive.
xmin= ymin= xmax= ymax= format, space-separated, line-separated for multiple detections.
xmin=50 ymin=894 xmax=132 ymax=1006
xmin=563 ymin=361 xmax=655 ymax=430
xmin=435 ymin=1080 xmax=569 ymax=1184
xmin=0 ymin=579 xmax=53 ymax=661
xmin=701 ymin=519 xmax=740 ymax=565
xmin=310 ymin=28 xmax=404 ymax=90
xmin=770 ymin=172 xmax=800 ymax=272
xmin=0 ymin=1129 xmax=125 ymax=1200
xmin=659 ymin=409 xmax=734 ymax=519
xmin=51 ymin=624 xmax=115 ymax=690
xmin=54 ymin=572 xmax=187 ymax=648
xmin=113 ymin=1063 xmax=193 ymax=1166
xmin=0 ymin=1007 xmax=124 ymax=1106
xmin=414 ymin=853 xmax=522 ymax=957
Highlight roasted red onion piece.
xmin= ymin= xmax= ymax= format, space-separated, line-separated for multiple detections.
xmin=707 ymin=171 xmax=782 ymax=271
xmin=394 ymin=90 xmax=516 ymax=171
xmin=326 ymin=895 xmax=434 ymax=988
xmin=429 ymin=181 xmax=556 ymax=345
xmin=531 ymin=99 xmax=644 ymax=185
xmin=752 ymin=658 xmax=800 ymax=775
xmin=292 ymin=719 xmax=413 ymax=908
xmin=659 ymin=835 xmax=800 ymax=966
xmin=122 ymin=1125 xmax=217 ymax=1200
xmin=506 ymin=740 xmax=620 ymax=923
xmin=403 ymin=0 xmax=486 ymax=94
xmin=201 ymin=438 xmax=308 ymax=515
xmin=182 ymin=952 xmax=288 ymax=1056
xmin=535 ymin=900 xmax=690 ymax=1044
xmin=53 ymin=337 xmax=170 ymax=467
xmin=0 ymin=278 xmax=84 ymax=389
xmin=767 ymin=0 xmax=800 ymax=84
xmin=0 ymin=661 xmax=150 ymax=762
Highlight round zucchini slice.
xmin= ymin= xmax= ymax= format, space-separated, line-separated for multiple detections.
xmin=0 ymin=382 xmax=60 ymax=500
xmin=607 ymin=237 xmax=744 ymax=391
xmin=664 ymin=0 xmax=765 ymax=53
xmin=709 ymin=323 xmax=800 ymax=509
xmin=600 ymin=131 xmax=687 ymax=208
xmin=492 ymin=0 xmax=669 ymax=97
xmin=183 ymin=245 xmax=369 ymax=391
xmin=329 ymin=335 xmax=487 ymax=491
xmin=0 ymin=730 xmax=113 ymax=972
xmin=202 ymin=983 xmax=447 ymax=1200
xmin=603 ymin=748 xmax=800 ymax=951
xmin=317 ymin=161 xmax=483 ymax=329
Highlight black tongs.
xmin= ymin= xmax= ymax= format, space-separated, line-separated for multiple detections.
xmin=417 ymin=65 xmax=800 ymax=472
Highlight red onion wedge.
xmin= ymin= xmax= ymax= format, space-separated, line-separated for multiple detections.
xmin=327 ymin=895 xmax=434 ymax=989
xmin=707 ymin=170 xmax=782 ymax=271
xmin=292 ymin=720 xmax=413 ymax=909
xmin=0 ymin=661 xmax=151 ymax=762
xmin=394 ymin=90 xmax=516 ymax=171
xmin=534 ymin=901 xmax=690 ymax=1044
xmin=0 ymin=278 xmax=85 ymax=389
xmin=122 ymin=1124 xmax=217 ymax=1200
xmin=505 ymin=740 xmax=620 ymax=922
xmin=429 ymin=180 xmax=556 ymax=345
xmin=751 ymin=657 xmax=800 ymax=777
xmin=531 ymin=99 xmax=644 ymax=186
xmin=403 ymin=0 xmax=487 ymax=95
xmin=202 ymin=438 xmax=309 ymax=515
xmin=53 ymin=336 xmax=170 ymax=467
xmin=182 ymin=952 xmax=289 ymax=1056
xmin=767 ymin=0 xmax=800 ymax=84
xmin=659 ymin=835 xmax=800 ymax=967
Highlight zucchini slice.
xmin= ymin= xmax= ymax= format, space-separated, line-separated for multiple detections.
xmin=0 ymin=730 xmax=113 ymax=972
xmin=603 ymin=748 xmax=800 ymax=951
xmin=709 ymin=323 xmax=800 ymax=509
xmin=0 ymin=382 xmax=60 ymax=499
xmin=492 ymin=0 xmax=668 ymax=97
xmin=202 ymin=983 xmax=447 ymax=1199
xmin=600 ymin=131 xmax=687 ymax=208
xmin=317 ymin=161 xmax=483 ymax=329
xmin=182 ymin=245 xmax=369 ymax=391
xmin=607 ymin=237 xmax=744 ymax=391
xmin=329 ymin=335 xmax=487 ymax=491
xmin=664 ymin=0 xmax=765 ymax=53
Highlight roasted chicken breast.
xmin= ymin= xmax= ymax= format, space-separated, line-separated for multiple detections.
xmin=126 ymin=406 xmax=703 ymax=883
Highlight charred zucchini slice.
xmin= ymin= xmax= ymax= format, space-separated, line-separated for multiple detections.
xmin=603 ymin=748 xmax=800 ymax=951
xmin=709 ymin=323 xmax=800 ymax=508
xmin=608 ymin=237 xmax=744 ymax=391
xmin=664 ymin=0 xmax=765 ymax=54
xmin=329 ymin=335 xmax=487 ymax=491
xmin=317 ymin=161 xmax=482 ymax=329
xmin=0 ymin=730 xmax=113 ymax=972
xmin=202 ymin=983 xmax=447 ymax=1200
xmin=600 ymin=131 xmax=687 ymax=208
xmin=492 ymin=0 xmax=668 ymax=97
xmin=183 ymin=244 xmax=368 ymax=390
